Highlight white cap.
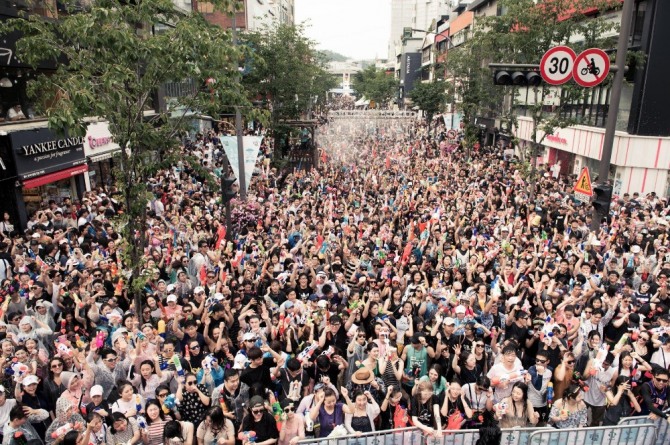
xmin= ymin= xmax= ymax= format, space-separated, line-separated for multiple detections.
xmin=22 ymin=375 xmax=39 ymax=386
xmin=166 ymin=284 xmax=176 ymax=293
xmin=194 ymin=286 xmax=205 ymax=294
xmin=442 ymin=317 xmax=456 ymax=326
xmin=242 ymin=332 xmax=256 ymax=341
xmin=631 ymin=245 xmax=641 ymax=254
xmin=455 ymin=305 xmax=467 ymax=314
xmin=90 ymin=385 xmax=103 ymax=397
xmin=166 ymin=294 xmax=178 ymax=303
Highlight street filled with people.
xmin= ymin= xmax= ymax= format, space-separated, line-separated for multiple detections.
xmin=0 ymin=111 xmax=669 ymax=445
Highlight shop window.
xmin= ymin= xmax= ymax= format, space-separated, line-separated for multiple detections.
xmin=0 ymin=74 xmax=40 ymax=123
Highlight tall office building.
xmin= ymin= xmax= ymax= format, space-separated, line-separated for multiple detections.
xmin=389 ymin=0 xmax=449 ymax=59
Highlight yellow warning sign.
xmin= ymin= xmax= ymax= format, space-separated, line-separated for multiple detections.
xmin=574 ymin=167 xmax=593 ymax=196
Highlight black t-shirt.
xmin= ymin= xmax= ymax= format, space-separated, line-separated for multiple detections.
xmin=379 ymin=397 xmax=410 ymax=430
xmin=295 ymin=285 xmax=313 ymax=301
xmin=410 ymin=396 xmax=439 ymax=428
xmin=277 ymin=367 xmax=310 ymax=402
xmin=505 ymin=322 xmax=530 ymax=346
xmin=241 ymin=412 xmax=279 ymax=442
xmin=240 ymin=357 xmax=275 ymax=390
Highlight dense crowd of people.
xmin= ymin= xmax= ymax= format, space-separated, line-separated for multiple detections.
xmin=0 ymin=111 xmax=669 ymax=445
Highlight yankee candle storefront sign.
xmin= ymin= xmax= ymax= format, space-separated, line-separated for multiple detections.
xmin=10 ymin=129 xmax=86 ymax=180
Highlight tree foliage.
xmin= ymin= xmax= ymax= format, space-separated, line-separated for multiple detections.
xmin=449 ymin=0 xmax=620 ymax=189
xmin=0 ymin=0 xmax=248 ymax=308
xmin=351 ymin=65 xmax=399 ymax=107
xmin=408 ymin=81 xmax=447 ymax=128
xmin=241 ymin=22 xmax=335 ymax=124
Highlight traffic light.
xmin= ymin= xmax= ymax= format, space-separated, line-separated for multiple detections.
xmin=493 ymin=70 xmax=542 ymax=86
xmin=592 ymin=184 xmax=612 ymax=216
xmin=221 ymin=176 xmax=237 ymax=205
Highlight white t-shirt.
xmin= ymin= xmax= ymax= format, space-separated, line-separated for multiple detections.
xmin=487 ymin=360 xmax=524 ymax=402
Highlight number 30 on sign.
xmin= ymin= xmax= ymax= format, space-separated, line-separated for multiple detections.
xmin=540 ymin=46 xmax=577 ymax=86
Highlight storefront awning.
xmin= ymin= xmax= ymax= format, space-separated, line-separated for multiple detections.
xmin=23 ymin=164 xmax=88 ymax=189
xmin=89 ymin=151 xmax=116 ymax=163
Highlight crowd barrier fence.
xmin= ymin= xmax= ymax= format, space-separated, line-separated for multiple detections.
xmin=296 ymin=420 xmax=661 ymax=445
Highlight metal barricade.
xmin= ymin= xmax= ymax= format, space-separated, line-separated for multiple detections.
xmin=528 ymin=424 xmax=657 ymax=445
xmin=618 ymin=416 xmax=669 ymax=445
xmin=297 ymin=423 xmax=658 ymax=445
xmin=297 ymin=427 xmax=423 ymax=445
xmin=424 ymin=426 xmax=552 ymax=445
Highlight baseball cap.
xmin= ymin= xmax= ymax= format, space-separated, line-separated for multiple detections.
xmin=22 ymin=375 xmax=39 ymax=386
xmin=442 ymin=317 xmax=456 ymax=326
xmin=90 ymin=385 xmax=103 ymax=397
xmin=166 ymin=294 xmax=178 ymax=303
xmin=249 ymin=396 xmax=264 ymax=408
xmin=242 ymin=332 xmax=257 ymax=341
xmin=455 ymin=305 xmax=467 ymax=314
xmin=194 ymin=286 xmax=205 ymax=294
xmin=166 ymin=284 xmax=176 ymax=293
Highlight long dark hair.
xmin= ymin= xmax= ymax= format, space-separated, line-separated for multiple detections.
xmin=145 ymin=400 xmax=166 ymax=425
xmin=205 ymin=406 xmax=227 ymax=436
xmin=164 ymin=420 xmax=184 ymax=444
xmin=475 ymin=410 xmax=501 ymax=445
xmin=139 ymin=359 xmax=156 ymax=391
xmin=510 ymin=382 xmax=529 ymax=419
xmin=110 ymin=412 xmax=128 ymax=434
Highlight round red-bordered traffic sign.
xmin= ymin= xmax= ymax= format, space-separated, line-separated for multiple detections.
xmin=540 ymin=46 xmax=577 ymax=85
xmin=573 ymin=48 xmax=610 ymax=87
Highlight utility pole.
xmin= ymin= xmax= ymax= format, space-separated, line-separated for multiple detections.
xmin=591 ymin=0 xmax=634 ymax=230
xmin=231 ymin=13 xmax=247 ymax=201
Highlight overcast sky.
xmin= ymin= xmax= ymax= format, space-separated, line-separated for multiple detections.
xmin=294 ymin=0 xmax=391 ymax=60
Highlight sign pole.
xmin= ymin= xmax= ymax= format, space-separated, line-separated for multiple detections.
xmin=591 ymin=0 xmax=634 ymax=231
xmin=231 ymin=14 xmax=247 ymax=201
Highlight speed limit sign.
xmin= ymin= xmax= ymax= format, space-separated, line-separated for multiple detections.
xmin=540 ymin=46 xmax=577 ymax=85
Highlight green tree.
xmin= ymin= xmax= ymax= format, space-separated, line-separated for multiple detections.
xmin=408 ymin=81 xmax=447 ymax=130
xmin=352 ymin=65 xmax=399 ymax=107
xmin=443 ymin=30 xmax=505 ymax=159
xmin=475 ymin=0 xmax=619 ymax=196
xmin=1 ymin=0 xmax=247 ymax=310
xmin=241 ymin=22 xmax=335 ymax=151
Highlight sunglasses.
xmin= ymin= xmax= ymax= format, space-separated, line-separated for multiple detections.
xmin=566 ymin=360 xmax=575 ymax=365
xmin=190 ymin=345 xmax=200 ymax=350
xmin=186 ymin=381 xmax=197 ymax=386
xmin=51 ymin=363 xmax=63 ymax=369
xmin=283 ymin=406 xmax=295 ymax=413
xmin=536 ymin=359 xmax=548 ymax=364
xmin=158 ymin=393 xmax=169 ymax=398
xmin=93 ymin=274 xmax=102 ymax=278
xmin=656 ymin=378 xmax=669 ymax=383
xmin=252 ymin=408 xmax=264 ymax=415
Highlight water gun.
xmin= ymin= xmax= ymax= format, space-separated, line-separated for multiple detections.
xmin=491 ymin=370 xmax=528 ymax=386
xmin=202 ymin=354 xmax=217 ymax=371
xmin=540 ymin=317 xmax=557 ymax=346
xmin=591 ymin=344 xmax=610 ymax=374
xmin=615 ymin=333 xmax=629 ymax=350
xmin=162 ymin=394 xmax=177 ymax=414
xmin=136 ymin=415 xmax=148 ymax=431
xmin=95 ymin=331 xmax=105 ymax=349
xmin=546 ymin=382 xmax=554 ymax=406
xmin=114 ymin=279 xmax=123 ymax=296
xmin=269 ymin=392 xmax=283 ymax=430
xmin=184 ymin=345 xmax=191 ymax=362
xmin=172 ymin=355 xmax=185 ymax=376
xmin=135 ymin=394 xmax=143 ymax=414
xmin=60 ymin=320 xmax=67 ymax=335
xmin=493 ymin=401 xmax=507 ymax=418
xmin=279 ymin=313 xmax=286 ymax=336
xmin=219 ymin=397 xmax=230 ymax=414
xmin=7 ymin=361 xmax=30 ymax=382
xmin=74 ymin=335 xmax=86 ymax=349
xmin=50 ymin=422 xmax=82 ymax=439
xmin=55 ymin=341 xmax=74 ymax=358
xmin=237 ymin=432 xmax=257 ymax=443
xmin=297 ymin=342 xmax=318 ymax=363
xmin=157 ymin=319 xmax=166 ymax=339
xmin=648 ymin=326 xmax=670 ymax=335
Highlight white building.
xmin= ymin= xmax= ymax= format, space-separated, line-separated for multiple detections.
xmin=389 ymin=0 xmax=450 ymax=60
xmin=246 ymin=0 xmax=295 ymax=31
xmin=327 ymin=61 xmax=363 ymax=96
